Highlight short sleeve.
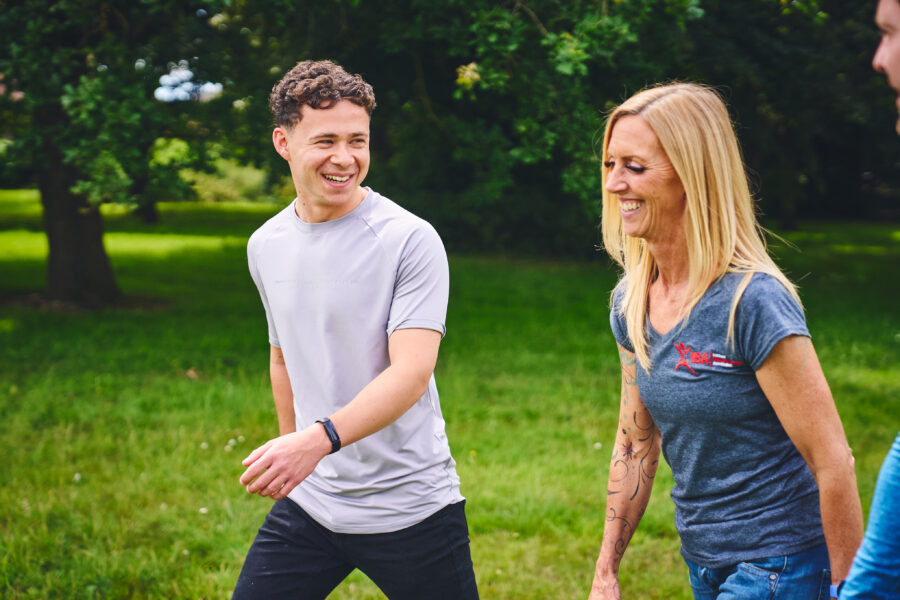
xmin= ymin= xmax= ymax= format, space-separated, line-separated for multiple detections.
xmin=735 ymin=273 xmax=809 ymax=370
xmin=387 ymin=223 xmax=449 ymax=337
xmin=247 ymin=232 xmax=280 ymax=348
xmin=609 ymin=284 xmax=634 ymax=352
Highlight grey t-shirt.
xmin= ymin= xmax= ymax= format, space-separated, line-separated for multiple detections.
xmin=247 ymin=189 xmax=463 ymax=534
xmin=611 ymin=272 xmax=824 ymax=567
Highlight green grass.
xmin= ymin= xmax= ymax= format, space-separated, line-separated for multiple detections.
xmin=1 ymin=189 xmax=898 ymax=599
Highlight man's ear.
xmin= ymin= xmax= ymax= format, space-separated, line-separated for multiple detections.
xmin=272 ymin=127 xmax=290 ymax=160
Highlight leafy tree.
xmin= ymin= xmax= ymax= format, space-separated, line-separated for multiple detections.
xmin=0 ymin=0 xmax=229 ymax=305
xmin=3 ymin=0 xmax=893 ymax=300
xmin=216 ymin=0 xmax=705 ymax=256
xmin=680 ymin=0 xmax=899 ymax=228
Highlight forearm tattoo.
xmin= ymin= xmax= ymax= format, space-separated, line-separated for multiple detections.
xmin=619 ymin=349 xmax=637 ymax=387
xmin=605 ymin=507 xmax=634 ymax=558
xmin=608 ymin=412 xmax=658 ymax=501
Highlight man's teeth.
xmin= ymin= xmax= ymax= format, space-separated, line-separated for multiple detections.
xmin=621 ymin=200 xmax=642 ymax=211
xmin=323 ymin=174 xmax=350 ymax=182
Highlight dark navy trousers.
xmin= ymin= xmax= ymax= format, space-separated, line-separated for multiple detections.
xmin=233 ymin=498 xmax=479 ymax=599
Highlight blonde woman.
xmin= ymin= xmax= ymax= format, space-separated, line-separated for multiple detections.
xmin=588 ymin=83 xmax=863 ymax=600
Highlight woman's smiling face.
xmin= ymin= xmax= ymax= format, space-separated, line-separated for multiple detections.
xmin=604 ymin=115 xmax=686 ymax=242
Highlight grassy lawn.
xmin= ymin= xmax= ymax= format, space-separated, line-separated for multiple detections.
xmin=0 ymin=189 xmax=897 ymax=599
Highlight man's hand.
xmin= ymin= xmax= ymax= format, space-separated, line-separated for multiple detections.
xmin=239 ymin=425 xmax=332 ymax=501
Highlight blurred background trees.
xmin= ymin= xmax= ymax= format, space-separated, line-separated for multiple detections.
xmin=1 ymin=0 xmax=896 ymax=304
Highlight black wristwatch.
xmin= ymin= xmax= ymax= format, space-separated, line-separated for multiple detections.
xmin=316 ymin=418 xmax=342 ymax=454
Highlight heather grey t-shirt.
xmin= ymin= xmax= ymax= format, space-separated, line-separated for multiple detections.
xmin=611 ymin=272 xmax=825 ymax=567
xmin=247 ymin=189 xmax=463 ymax=534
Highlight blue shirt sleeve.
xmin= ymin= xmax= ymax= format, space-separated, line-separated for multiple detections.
xmin=609 ymin=283 xmax=634 ymax=352
xmin=734 ymin=273 xmax=810 ymax=370
xmin=841 ymin=432 xmax=900 ymax=599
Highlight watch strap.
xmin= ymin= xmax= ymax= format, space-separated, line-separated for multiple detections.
xmin=316 ymin=418 xmax=341 ymax=454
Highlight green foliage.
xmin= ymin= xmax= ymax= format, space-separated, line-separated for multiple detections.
xmin=5 ymin=0 xmax=895 ymax=260
xmin=214 ymin=0 xmax=898 ymax=255
xmin=205 ymin=0 xmax=710 ymax=255
xmin=0 ymin=193 xmax=898 ymax=598
xmin=681 ymin=1 xmax=899 ymax=226
xmin=0 ymin=0 xmax=237 ymax=208
xmin=69 ymin=151 xmax=133 ymax=205
xmin=181 ymin=158 xmax=291 ymax=204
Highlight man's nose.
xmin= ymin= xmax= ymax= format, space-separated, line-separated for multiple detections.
xmin=331 ymin=143 xmax=352 ymax=165
xmin=874 ymin=39 xmax=887 ymax=74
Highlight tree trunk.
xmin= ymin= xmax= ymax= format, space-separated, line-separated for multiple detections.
xmin=132 ymin=172 xmax=159 ymax=224
xmin=38 ymin=132 xmax=121 ymax=307
xmin=133 ymin=200 xmax=159 ymax=223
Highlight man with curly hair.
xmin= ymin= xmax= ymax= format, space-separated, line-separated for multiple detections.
xmin=233 ymin=60 xmax=479 ymax=599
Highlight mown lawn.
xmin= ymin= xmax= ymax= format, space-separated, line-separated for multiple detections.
xmin=0 ymin=189 xmax=897 ymax=599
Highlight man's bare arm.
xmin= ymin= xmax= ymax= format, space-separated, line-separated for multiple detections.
xmin=239 ymin=329 xmax=442 ymax=500
xmin=269 ymin=345 xmax=295 ymax=436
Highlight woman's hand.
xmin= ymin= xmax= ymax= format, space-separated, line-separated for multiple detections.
xmin=588 ymin=571 xmax=621 ymax=600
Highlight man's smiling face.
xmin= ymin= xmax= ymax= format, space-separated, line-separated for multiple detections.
xmin=273 ymin=99 xmax=371 ymax=222
xmin=874 ymin=0 xmax=900 ymax=134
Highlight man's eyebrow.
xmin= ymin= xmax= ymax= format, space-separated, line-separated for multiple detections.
xmin=309 ymin=131 xmax=369 ymax=140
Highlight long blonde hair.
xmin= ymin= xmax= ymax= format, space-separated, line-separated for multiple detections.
xmin=600 ymin=82 xmax=800 ymax=371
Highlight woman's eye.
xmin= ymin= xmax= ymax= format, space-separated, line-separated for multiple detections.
xmin=626 ymin=164 xmax=646 ymax=173
xmin=603 ymin=160 xmax=614 ymax=169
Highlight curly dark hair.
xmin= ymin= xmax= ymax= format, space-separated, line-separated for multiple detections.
xmin=269 ymin=60 xmax=376 ymax=128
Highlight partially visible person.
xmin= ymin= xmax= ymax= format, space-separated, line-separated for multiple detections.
xmin=587 ymin=82 xmax=863 ymax=600
xmin=840 ymin=434 xmax=900 ymax=599
xmin=837 ymin=4 xmax=900 ymax=597
xmin=873 ymin=0 xmax=900 ymax=134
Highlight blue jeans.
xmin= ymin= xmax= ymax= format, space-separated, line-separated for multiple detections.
xmin=841 ymin=432 xmax=900 ymax=599
xmin=685 ymin=544 xmax=831 ymax=600
xmin=232 ymin=499 xmax=479 ymax=599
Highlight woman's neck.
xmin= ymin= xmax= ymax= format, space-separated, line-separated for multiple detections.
xmin=648 ymin=230 xmax=690 ymax=291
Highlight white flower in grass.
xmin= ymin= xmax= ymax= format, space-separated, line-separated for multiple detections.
xmin=200 ymin=442 xmax=209 ymax=450
xmin=160 ymin=503 xmax=168 ymax=510
xmin=224 ymin=445 xmax=233 ymax=452
xmin=182 ymin=549 xmax=190 ymax=556
xmin=199 ymin=507 xmax=208 ymax=514
xmin=238 ymin=435 xmax=245 ymax=443
xmin=73 ymin=472 xmax=82 ymax=483
xmin=593 ymin=442 xmax=603 ymax=450
xmin=228 ymin=438 xmax=237 ymax=446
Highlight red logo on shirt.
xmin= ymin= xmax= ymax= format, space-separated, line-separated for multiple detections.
xmin=674 ymin=341 xmax=743 ymax=376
